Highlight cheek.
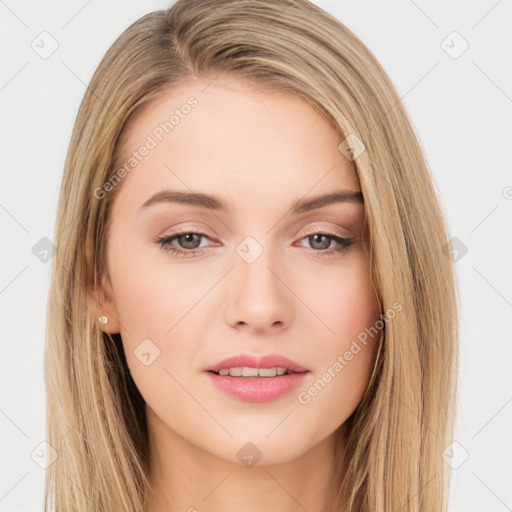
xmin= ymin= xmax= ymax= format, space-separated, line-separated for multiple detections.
xmin=301 ymin=245 xmax=380 ymax=347
xmin=323 ymin=257 xmax=379 ymax=341
xmin=295 ymin=252 xmax=381 ymax=428
xmin=106 ymin=233 xmax=207 ymax=390
xmin=108 ymin=229 xmax=205 ymax=339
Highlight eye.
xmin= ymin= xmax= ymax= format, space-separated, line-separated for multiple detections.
xmin=154 ymin=231 xmax=212 ymax=258
xmin=153 ymin=231 xmax=354 ymax=258
xmin=297 ymin=233 xmax=354 ymax=257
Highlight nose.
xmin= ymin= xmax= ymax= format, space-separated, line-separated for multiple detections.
xmin=223 ymin=245 xmax=294 ymax=334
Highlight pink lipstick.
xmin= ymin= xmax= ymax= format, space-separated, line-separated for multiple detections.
xmin=204 ymin=353 xmax=310 ymax=402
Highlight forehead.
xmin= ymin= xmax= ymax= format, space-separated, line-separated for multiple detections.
xmin=113 ymin=77 xmax=360 ymax=213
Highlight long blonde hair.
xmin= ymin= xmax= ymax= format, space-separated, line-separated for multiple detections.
xmin=44 ymin=1 xmax=459 ymax=510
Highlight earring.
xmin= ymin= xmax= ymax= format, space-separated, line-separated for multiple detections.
xmin=98 ymin=315 xmax=109 ymax=324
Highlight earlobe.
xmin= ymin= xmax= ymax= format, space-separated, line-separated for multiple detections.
xmin=87 ymin=272 xmax=121 ymax=334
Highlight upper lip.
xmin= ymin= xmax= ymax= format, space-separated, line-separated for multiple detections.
xmin=204 ymin=353 xmax=310 ymax=373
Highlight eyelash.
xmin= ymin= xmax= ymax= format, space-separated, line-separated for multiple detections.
xmin=153 ymin=231 xmax=354 ymax=259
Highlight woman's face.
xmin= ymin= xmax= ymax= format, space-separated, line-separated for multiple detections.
xmin=93 ymin=77 xmax=381 ymax=466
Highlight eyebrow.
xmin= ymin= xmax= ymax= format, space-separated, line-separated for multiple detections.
xmin=140 ymin=188 xmax=364 ymax=214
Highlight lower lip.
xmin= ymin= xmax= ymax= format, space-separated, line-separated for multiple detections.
xmin=205 ymin=371 xmax=309 ymax=402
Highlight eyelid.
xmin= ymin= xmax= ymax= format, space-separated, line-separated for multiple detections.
xmin=157 ymin=223 xmax=217 ymax=238
xmin=296 ymin=222 xmax=353 ymax=239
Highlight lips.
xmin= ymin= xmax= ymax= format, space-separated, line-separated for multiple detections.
xmin=204 ymin=353 xmax=310 ymax=374
xmin=205 ymin=370 xmax=309 ymax=402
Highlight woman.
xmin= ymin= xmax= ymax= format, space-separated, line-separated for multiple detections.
xmin=44 ymin=0 xmax=458 ymax=510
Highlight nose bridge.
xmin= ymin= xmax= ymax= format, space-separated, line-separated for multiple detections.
xmin=224 ymin=234 xmax=293 ymax=331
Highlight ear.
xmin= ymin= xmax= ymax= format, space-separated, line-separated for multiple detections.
xmin=87 ymin=268 xmax=121 ymax=335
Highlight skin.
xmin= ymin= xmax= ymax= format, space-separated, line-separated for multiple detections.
xmin=89 ymin=77 xmax=381 ymax=512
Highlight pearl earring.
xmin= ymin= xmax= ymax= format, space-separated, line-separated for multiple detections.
xmin=98 ymin=315 xmax=109 ymax=324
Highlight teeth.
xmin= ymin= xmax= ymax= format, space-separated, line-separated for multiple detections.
xmin=217 ymin=366 xmax=288 ymax=377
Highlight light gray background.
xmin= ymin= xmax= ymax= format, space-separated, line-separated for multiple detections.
xmin=1 ymin=1 xmax=511 ymax=510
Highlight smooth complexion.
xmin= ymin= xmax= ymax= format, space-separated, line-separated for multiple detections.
xmin=92 ymin=77 xmax=382 ymax=512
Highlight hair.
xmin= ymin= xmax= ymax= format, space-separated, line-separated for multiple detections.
xmin=44 ymin=0 xmax=459 ymax=510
